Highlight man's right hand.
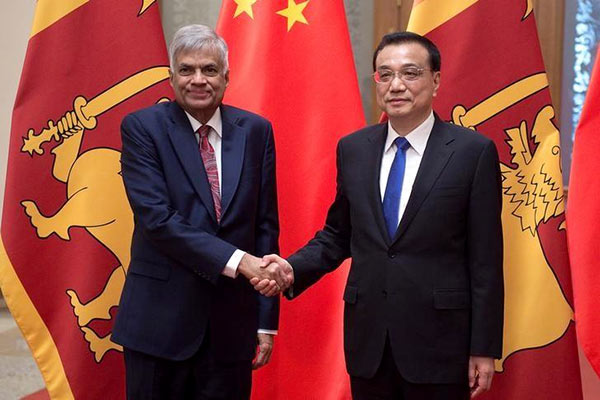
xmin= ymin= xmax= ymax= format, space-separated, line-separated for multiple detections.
xmin=248 ymin=254 xmax=294 ymax=297
xmin=238 ymin=253 xmax=293 ymax=291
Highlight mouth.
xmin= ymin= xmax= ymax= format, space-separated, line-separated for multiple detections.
xmin=187 ymin=90 xmax=212 ymax=99
xmin=386 ymin=98 xmax=410 ymax=107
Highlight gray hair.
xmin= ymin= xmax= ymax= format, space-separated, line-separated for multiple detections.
xmin=168 ymin=24 xmax=229 ymax=72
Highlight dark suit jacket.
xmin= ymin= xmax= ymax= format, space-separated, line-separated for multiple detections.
xmin=287 ymin=116 xmax=503 ymax=384
xmin=113 ymin=102 xmax=279 ymax=362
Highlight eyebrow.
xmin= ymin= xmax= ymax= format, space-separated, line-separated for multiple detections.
xmin=177 ymin=62 xmax=219 ymax=69
xmin=377 ymin=62 xmax=420 ymax=70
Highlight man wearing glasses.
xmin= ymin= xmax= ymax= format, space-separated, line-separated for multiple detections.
xmin=257 ymin=32 xmax=504 ymax=399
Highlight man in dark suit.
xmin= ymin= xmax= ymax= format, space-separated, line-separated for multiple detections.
xmin=256 ymin=32 xmax=503 ymax=399
xmin=112 ymin=25 xmax=291 ymax=399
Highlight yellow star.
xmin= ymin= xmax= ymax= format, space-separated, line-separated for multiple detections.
xmin=524 ymin=0 xmax=533 ymax=19
xmin=276 ymin=0 xmax=310 ymax=31
xmin=139 ymin=0 xmax=156 ymax=16
xmin=233 ymin=0 xmax=257 ymax=19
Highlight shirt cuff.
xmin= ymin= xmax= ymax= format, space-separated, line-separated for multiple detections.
xmin=222 ymin=249 xmax=245 ymax=278
xmin=258 ymin=329 xmax=278 ymax=335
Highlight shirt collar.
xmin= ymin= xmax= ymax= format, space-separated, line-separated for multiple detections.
xmin=384 ymin=111 xmax=434 ymax=156
xmin=185 ymin=107 xmax=223 ymax=138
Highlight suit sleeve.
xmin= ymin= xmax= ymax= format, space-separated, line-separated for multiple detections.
xmin=254 ymin=124 xmax=280 ymax=331
xmin=120 ymin=113 xmax=237 ymax=284
xmin=287 ymin=140 xmax=352 ymax=298
xmin=468 ymin=139 xmax=504 ymax=358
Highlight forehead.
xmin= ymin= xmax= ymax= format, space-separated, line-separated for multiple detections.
xmin=174 ymin=47 xmax=223 ymax=67
xmin=375 ymin=42 xmax=429 ymax=68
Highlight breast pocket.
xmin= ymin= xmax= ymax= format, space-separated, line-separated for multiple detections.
xmin=430 ymin=185 xmax=468 ymax=218
xmin=239 ymin=165 xmax=261 ymax=185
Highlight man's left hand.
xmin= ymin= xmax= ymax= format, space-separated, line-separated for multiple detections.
xmin=253 ymin=333 xmax=274 ymax=369
xmin=250 ymin=277 xmax=280 ymax=297
xmin=468 ymin=356 xmax=495 ymax=398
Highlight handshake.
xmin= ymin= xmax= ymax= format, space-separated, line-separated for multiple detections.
xmin=238 ymin=253 xmax=294 ymax=297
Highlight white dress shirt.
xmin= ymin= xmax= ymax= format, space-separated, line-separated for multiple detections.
xmin=379 ymin=112 xmax=434 ymax=228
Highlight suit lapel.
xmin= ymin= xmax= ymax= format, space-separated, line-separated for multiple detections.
xmin=366 ymin=124 xmax=391 ymax=245
xmin=392 ymin=117 xmax=455 ymax=243
xmin=166 ymin=102 xmax=218 ymax=222
xmin=220 ymin=105 xmax=247 ymax=219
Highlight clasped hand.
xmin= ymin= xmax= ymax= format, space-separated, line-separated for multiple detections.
xmin=238 ymin=253 xmax=294 ymax=297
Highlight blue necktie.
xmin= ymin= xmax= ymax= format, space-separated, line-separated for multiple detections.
xmin=383 ymin=137 xmax=410 ymax=239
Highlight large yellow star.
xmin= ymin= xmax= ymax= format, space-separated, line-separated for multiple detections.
xmin=233 ymin=0 xmax=257 ymax=19
xmin=276 ymin=0 xmax=309 ymax=31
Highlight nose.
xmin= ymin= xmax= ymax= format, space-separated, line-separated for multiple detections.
xmin=389 ymin=74 xmax=406 ymax=91
xmin=191 ymin=69 xmax=207 ymax=84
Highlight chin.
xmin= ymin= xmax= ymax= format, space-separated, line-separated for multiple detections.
xmin=385 ymin=109 xmax=410 ymax=119
xmin=186 ymin=100 xmax=213 ymax=110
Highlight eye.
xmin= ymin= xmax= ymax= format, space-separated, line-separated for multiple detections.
xmin=402 ymin=68 xmax=420 ymax=80
xmin=203 ymin=66 xmax=219 ymax=77
xmin=378 ymin=70 xmax=394 ymax=82
xmin=178 ymin=67 xmax=192 ymax=76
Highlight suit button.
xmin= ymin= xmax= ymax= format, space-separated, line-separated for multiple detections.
xmin=388 ymin=253 xmax=396 ymax=259
xmin=382 ymin=290 xmax=387 ymax=298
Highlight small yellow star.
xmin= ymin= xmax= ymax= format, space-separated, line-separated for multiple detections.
xmin=523 ymin=0 xmax=533 ymax=19
xmin=233 ymin=0 xmax=257 ymax=19
xmin=276 ymin=0 xmax=310 ymax=31
xmin=139 ymin=0 xmax=156 ymax=16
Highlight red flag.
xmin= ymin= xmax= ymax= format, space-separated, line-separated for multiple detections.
xmin=568 ymin=46 xmax=600 ymax=378
xmin=407 ymin=0 xmax=582 ymax=398
xmin=217 ymin=1 xmax=365 ymax=398
xmin=0 ymin=1 xmax=171 ymax=398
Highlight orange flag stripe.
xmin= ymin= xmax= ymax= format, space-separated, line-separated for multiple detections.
xmin=30 ymin=0 xmax=89 ymax=38
xmin=0 ymin=239 xmax=74 ymax=399
xmin=407 ymin=0 xmax=479 ymax=35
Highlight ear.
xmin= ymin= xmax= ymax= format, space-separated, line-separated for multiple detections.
xmin=432 ymin=71 xmax=441 ymax=97
xmin=224 ymin=69 xmax=230 ymax=86
xmin=168 ymin=69 xmax=174 ymax=88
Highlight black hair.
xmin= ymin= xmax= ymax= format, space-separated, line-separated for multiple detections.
xmin=372 ymin=31 xmax=441 ymax=72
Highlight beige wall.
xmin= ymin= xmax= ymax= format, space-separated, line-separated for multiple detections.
xmin=0 ymin=2 xmax=35 ymax=213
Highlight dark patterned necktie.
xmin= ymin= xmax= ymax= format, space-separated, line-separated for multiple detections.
xmin=198 ymin=125 xmax=221 ymax=222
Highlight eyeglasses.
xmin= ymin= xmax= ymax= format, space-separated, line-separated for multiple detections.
xmin=373 ymin=67 xmax=432 ymax=84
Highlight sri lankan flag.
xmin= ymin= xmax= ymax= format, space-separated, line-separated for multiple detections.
xmin=217 ymin=0 xmax=365 ymax=399
xmin=408 ymin=0 xmax=582 ymax=398
xmin=0 ymin=1 xmax=171 ymax=398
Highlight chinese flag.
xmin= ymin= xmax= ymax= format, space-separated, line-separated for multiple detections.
xmin=217 ymin=1 xmax=365 ymax=399
xmin=568 ymin=46 xmax=600 ymax=378
xmin=0 ymin=1 xmax=171 ymax=398
xmin=407 ymin=0 xmax=582 ymax=398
